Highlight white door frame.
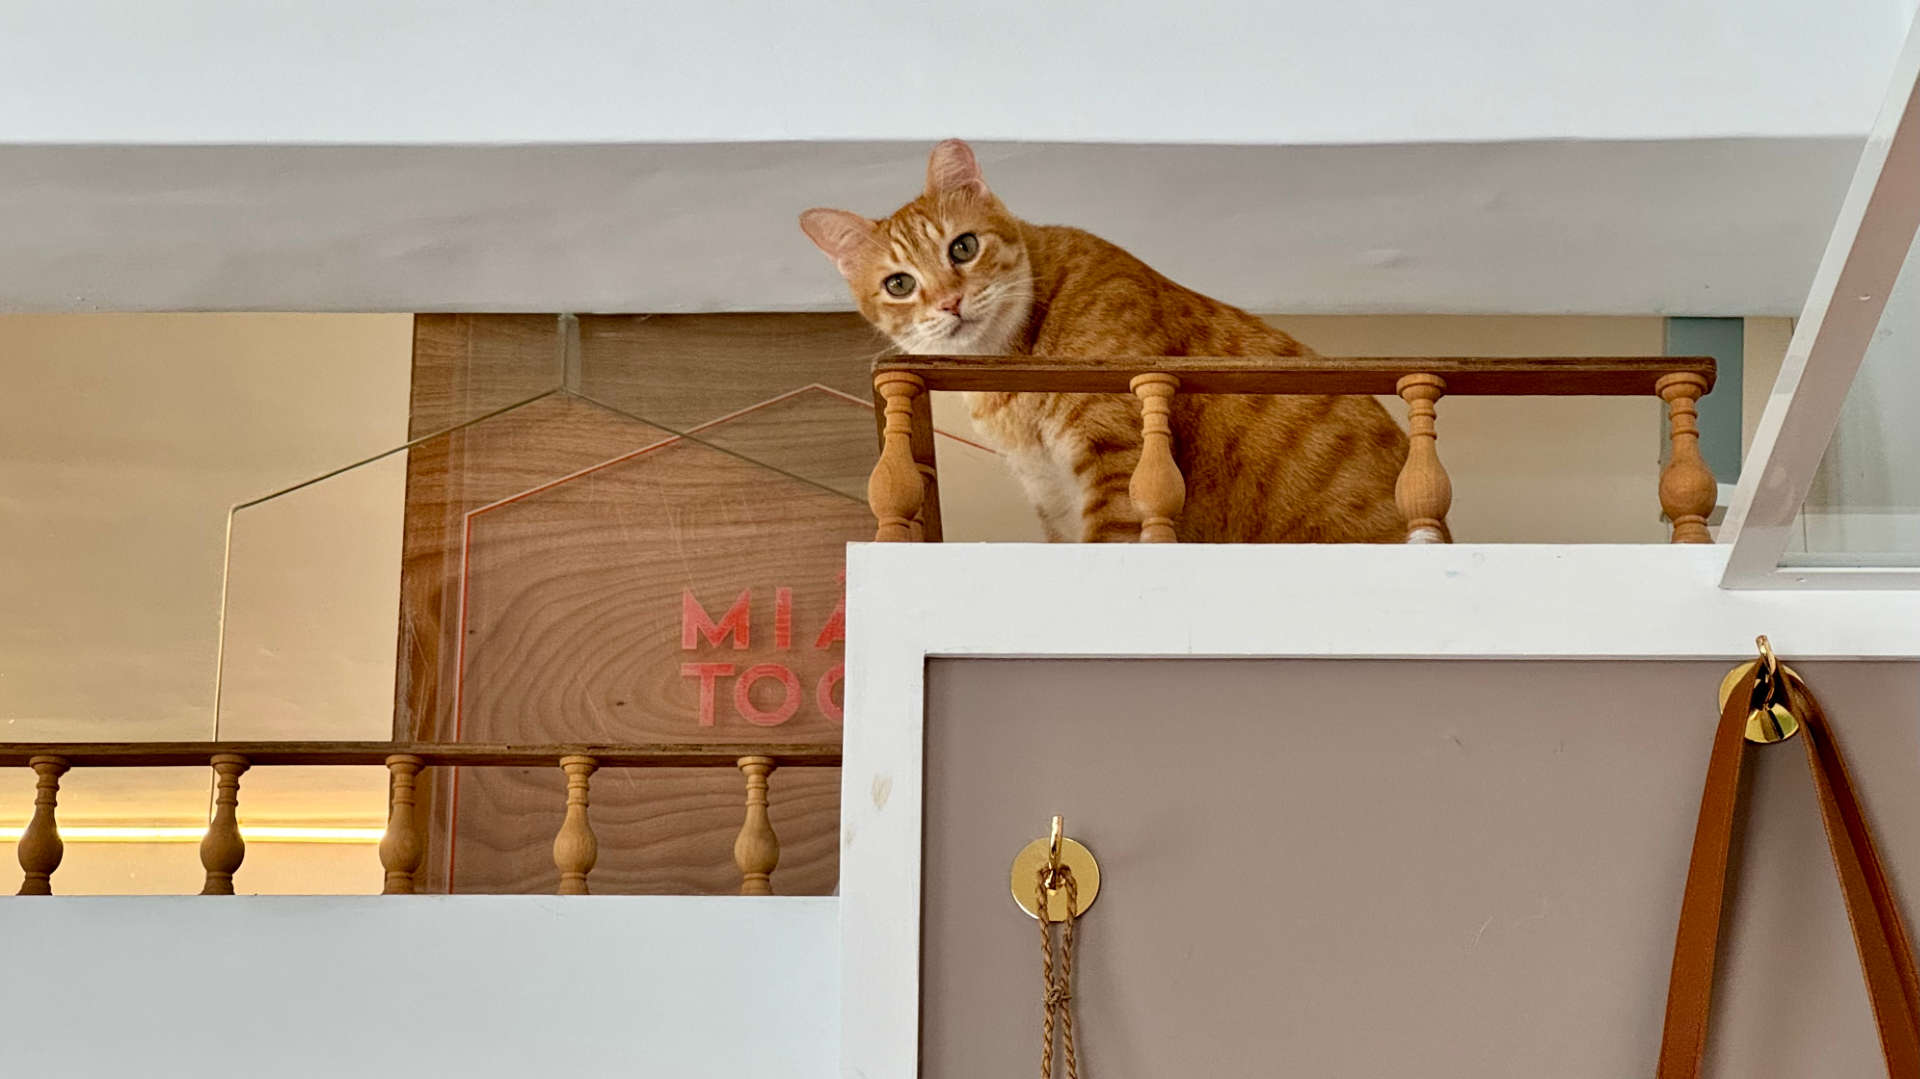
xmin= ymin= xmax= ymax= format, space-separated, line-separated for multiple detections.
xmin=838 ymin=542 xmax=1920 ymax=1077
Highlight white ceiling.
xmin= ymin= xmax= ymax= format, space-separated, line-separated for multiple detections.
xmin=4 ymin=0 xmax=1911 ymax=144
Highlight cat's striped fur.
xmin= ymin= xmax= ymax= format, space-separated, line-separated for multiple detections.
xmin=801 ymin=139 xmax=1413 ymax=543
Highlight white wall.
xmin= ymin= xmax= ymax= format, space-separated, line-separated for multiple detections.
xmin=2 ymin=0 xmax=1912 ymax=144
xmin=0 ymin=314 xmax=411 ymax=837
xmin=0 ymin=896 xmax=837 ymax=1078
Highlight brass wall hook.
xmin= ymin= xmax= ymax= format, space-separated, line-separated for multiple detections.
xmin=1013 ymin=815 xmax=1100 ymax=922
xmin=1045 ymin=815 xmax=1064 ymax=886
xmin=1719 ymin=635 xmax=1802 ymax=744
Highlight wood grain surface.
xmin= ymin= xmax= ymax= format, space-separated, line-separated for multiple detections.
xmin=877 ymin=354 xmax=1716 ymax=396
xmin=575 ymin=312 xmax=883 ymax=430
xmin=399 ymin=315 xmax=872 ymax=895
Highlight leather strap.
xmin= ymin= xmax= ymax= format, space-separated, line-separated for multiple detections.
xmin=1657 ymin=667 xmax=1920 ymax=1077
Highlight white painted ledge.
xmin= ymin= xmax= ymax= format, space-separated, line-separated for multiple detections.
xmin=3 ymin=1 xmax=1916 ymax=313
xmin=848 ymin=543 xmax=1920 ymax=662
xmin=0 ymin=139 xmax=1864 ymax=314
xmin=0 ymin=896 xmax=837 ymax=1078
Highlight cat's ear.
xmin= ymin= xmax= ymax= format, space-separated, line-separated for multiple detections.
xmin=926 ymin=139 xmax=988 ymax=197
xmin=799 ymin=208 xmax=878 ymax=276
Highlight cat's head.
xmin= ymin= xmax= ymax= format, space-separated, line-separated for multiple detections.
xmin=800 ymin=140 xmax=1032 ymax=356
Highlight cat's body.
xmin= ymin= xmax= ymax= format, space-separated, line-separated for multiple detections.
xmin=802 ymin=140 xmax=1417 ymax=543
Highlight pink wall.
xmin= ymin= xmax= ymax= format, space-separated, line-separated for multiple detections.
xmin=923 ymin=658 xmax=1920 ymax=1077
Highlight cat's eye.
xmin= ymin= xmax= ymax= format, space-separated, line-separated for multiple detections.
xmin=883 ymin=272 xmax=917 ymax=298
xmin=948 ymin=232 xmax=979 ymax=264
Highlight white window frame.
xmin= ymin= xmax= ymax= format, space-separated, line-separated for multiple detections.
xmin=1720 ymin=12 xmax=1920 ymax=589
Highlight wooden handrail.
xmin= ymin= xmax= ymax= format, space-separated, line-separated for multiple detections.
xmin=0 ymin=741 xmax=841 ymax=769
xmin=867 ymin=353 xmax=1718 ymax=546
xmin=874 ymin=355 xmax=1715 ymax=396
xmin=8 ymin=741 xmax=840 ymax=896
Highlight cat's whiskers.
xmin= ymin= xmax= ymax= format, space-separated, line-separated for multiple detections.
xmin=857 ymin=336 xmax=900 ymax=364
xmin=896 ymin=321 xmax=951 ymax=356
xmin=912 ymin=277 xmax=1030 ymax=357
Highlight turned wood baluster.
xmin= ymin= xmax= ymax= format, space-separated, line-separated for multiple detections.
xmin=869 ymin=372 xmax=926 ymax=542
xmin=380 ymin=754 xmax=425 ymax=895
xmin=1129 ymin=373 xmax=1185 ymax=543
xmin=199 ymin=753 xmax=250 ymax=895
xmin=553 ymin=755 xmax=598 ymax=895
xmin=734 ymin=756 xmax=779 ymax=896
xmin=16 ymin=756 xmax=69 ymax=896
xmin=1657 ymin=372 xmax=1716 ymax=544
xmin=908 ymin=464 xmax=937 ymax=542
xmin=1395 ymin=373 xmax=1453 ymax=543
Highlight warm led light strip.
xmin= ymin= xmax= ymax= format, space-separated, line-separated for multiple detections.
xmin=0 ymin=826 xmax=383 ymax=844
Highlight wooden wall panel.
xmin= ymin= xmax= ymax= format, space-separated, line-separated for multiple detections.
xmin=408 ymin=313 xmax=565 ymax=437
xmin=576 ymin=312 xmax=882 ymax=430
xmin=396 ymin=394 xmax=668 ymax=734
xmin=400 ymin=313 xmax=870 ymax=895
xmin=449 ymin=436 xmax=864 ymax=893
xmin=692 ymin=388 xmax=879 ymax=499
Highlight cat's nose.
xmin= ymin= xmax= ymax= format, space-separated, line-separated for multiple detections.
xmin=937 ymin=294 xmax=964 ymax=316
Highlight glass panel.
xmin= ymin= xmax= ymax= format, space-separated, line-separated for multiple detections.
xmin=215 ymin=427 xmax=415 ymax=892
xmin=448 ymin=416 xmax=869 ymax=894
xmin=0 ymin=312 xmax=416 ymax=892
xmin=1786 ymin=238 xmax=1920 ymax=567
xmin=219 ymin=452 xmax=408 ymax=743
xmin=218 ymin=384 xmax=871 ymax=894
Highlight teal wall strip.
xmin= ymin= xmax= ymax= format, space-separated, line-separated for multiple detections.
xmin=1665 ymin=317 xmax=1743 ymax=483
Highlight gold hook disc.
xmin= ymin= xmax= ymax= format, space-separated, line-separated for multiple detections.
xmin=1718 ymin=658 xmax=1803 ymax=744
xmin=1011 ymin=835 xmax=1100 ymax=922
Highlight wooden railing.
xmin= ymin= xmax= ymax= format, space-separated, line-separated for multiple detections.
xmin=2 ymin=742 xmax=840 ymax=897
xmin=868 ymin=356 xmax=1719 ymax=544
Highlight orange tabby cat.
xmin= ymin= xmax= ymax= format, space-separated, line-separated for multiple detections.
xmin=801 ymin=139 xmax=1420 ymax=543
